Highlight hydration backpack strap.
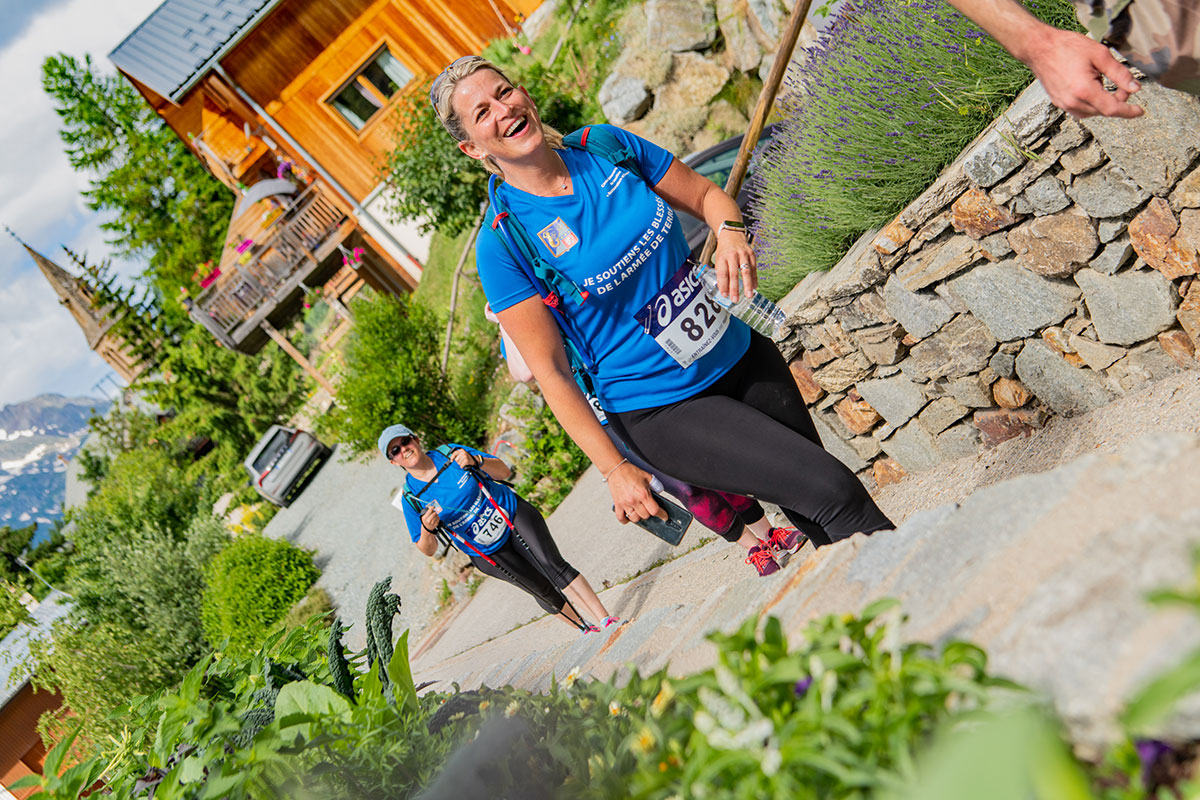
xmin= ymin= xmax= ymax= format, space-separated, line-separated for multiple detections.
xmin=486 ymin=180 xmax=588 ymax=306
xmin=563 ymin=126 xmax=644 ymax=181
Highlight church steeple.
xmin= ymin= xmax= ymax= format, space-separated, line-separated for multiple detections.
xmin=8 ymin=228 xmax=143 ymax=382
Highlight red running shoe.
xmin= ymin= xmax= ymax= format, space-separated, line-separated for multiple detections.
xmin=745 ymin=544 xmax=780 ymax=577
xmin=766 ymin=526 xmax=805 ymax=555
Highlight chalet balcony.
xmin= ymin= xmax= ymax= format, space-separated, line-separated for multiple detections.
xmin=192 ymin=182 xmax=354 ymax=354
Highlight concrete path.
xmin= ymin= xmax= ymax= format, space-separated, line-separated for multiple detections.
xmin=411 ymin=369 xmax=1200 ymax=746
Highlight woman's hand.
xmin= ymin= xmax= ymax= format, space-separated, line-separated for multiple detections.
xmin=450 ymin=447 xmax=480 ymax=470
xmin=606 ymin=461 xmax=664 ymax=524
xmin=420 ymin=504 xmax=441 ymax=533
xmin=713 ymin=229 xmax=757 ymax=304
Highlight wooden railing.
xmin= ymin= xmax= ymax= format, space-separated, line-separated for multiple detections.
xmin=194 ymin=184 xmax=348 ymax=333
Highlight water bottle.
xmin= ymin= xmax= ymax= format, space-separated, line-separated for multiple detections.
xmin=694 ymin=263 xmax=785 ymax=338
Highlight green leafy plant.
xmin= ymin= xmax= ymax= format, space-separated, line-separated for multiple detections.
xmin=201 ymin=534 xmax=319 ymax=656
xmin=317 ymin=293 xmax=484 ymax=456
xmin=509 ymin=394 xmax=591 ymax=512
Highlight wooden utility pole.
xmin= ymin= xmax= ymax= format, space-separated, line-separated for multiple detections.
xmin=698 ymin=0 xmax=814 ymax=266
xmin=261 ymin=319 xmax=338 ymax=397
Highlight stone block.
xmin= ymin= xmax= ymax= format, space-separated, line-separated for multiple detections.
xmin=1008 ymin=210 xmax=1100 ymax=278
xmin=872 ymin=456 xmax=908 ymax=487
xmin=952 ymin=187 xmax=1020 ymax=239
xmin=1179 ymin=281 xmax=1200 ymax=350
xmin=1097 ymin=218 xmax=1127 ymax=243
xmin=645 ymin=0 xmax=718 ymax=51
xmin=896 ymin=235 xmax=985 ymax=291
xmin=1170 ymin=163 xmax=1200 ymax=210
xmin=1003 ymin=81 xmax=1064 ymax=143
xmin=656 ymin=52 xmax=730 ymax=109
xmin=1158 ymin=330 xmax=1197 ymax=367
xmin=598 ymin=74 xmax=651 ymax=124
xmin=900 ymin=167 xmax=970 ymax=229
xmin=911 ymin=211 xmax=953 ymax=251
xmin=1049 ymin=117 xmax=1089 ymax=151
xmin=946 ymin=373 xmax=994 ymax=408
xmin=989 ymin=155 xmax=1056 ymax=205
xmin=834 ymin=291 xmax=893 ymax=331
xmin=918 ymin=397 xmax=969 ymax=435
xmin=1068 ymin=333 xmax=1126 ymax=371
xmin=1058 ymin=140 xmax=1106 ymax=175
xmin=812 ymin=414 xmax=867 ymax=473
xmin=778 ymin=269 xmax=829 ymax=324
xmin=1080 ymin=81 xmax=1200 ymax=196
xmin=815 ymin=319 xmax=858 ymax=357
xmin=992 ymin=376 xmax=1034 ymax=408
xmin=973 ymin=407 xmax=1046 ymax=447
xmin=989 ymin=350 xmax=1015 ymax=378
xmin=1015 ymin=340 xmax=1115 ymax=416
xmin=980 ymin=231 xmax=1015 ymax=261
xmin=1128 ymin=197 xmax=1200 ymax=279
xmin=946 ymin=260 xmax=1079 ymax=341
xmin=934 ymin=283 xmax=969 ymax=314
xmin=881 ymin=274 xmax=955 ymax=340
xmin=716 ymin=0 xmax=766 ymax=71
xmin=1074 ymin=267 xmax=1177 ymax=345
xmin=805 ymin=346 xmax=836 ymax=368
xmin=1176 ymin=209 xmax=1200 ymax=262
xmin=880 ymin=421 xmax=942 ymax=473
xmin=1105 ymin=341 xmax=1181 ymax=393
xmin=789 ymin=358 xmax=825 ymax=404
xmin=854 ymin=322 xmax=906 ymax=365
xmin=873 ymin=220 xmax=915 ymax=255
xmin=835 ymin=389 xmax=882 ymax=435
xmin=964 ymin=129 xmax=1026 ymax=188
xmin=1065 ymin=163 xmax=1150 ymax=219
xmin=813 ymin=351 xmax=873 ymax=393
xmin=906 ymin=314 xmax=998 ymax=381
xmin=849 ymin=434 xmax=884 ymax=461
xmin=1089 ymin=236 xmax=1134 ymax=275
xmin=936 ymin=422 xmax=981 ymax=460
xmin=1040 ymin=326 xmax=1074 ymax=356
xmin=1024 ymin=174 xmax=1071 ymax=215
xmin=855 ymin=373 xmax=928 ymax=426
xmin=819 ymin=230 xmax=888 ymax=300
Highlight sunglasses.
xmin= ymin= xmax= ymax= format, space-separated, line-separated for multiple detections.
xmin=429 ymin=55 xmax=485 ymax=111
xmin=387 ymin=435 xmax=415 ymax=459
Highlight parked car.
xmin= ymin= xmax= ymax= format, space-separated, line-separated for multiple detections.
xmin=244 ymin=425 xmax=331 ymax=507
xmin=676 ymin=122 xmax=781 ymax=257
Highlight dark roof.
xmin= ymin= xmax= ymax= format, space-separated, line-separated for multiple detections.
xmin=108 ymin=0 xmax=281 ymax=102
xmin=0 ymin=591 xmax=72 ymax=710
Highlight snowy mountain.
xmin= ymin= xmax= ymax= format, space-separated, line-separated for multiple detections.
xmin=0 ymin=394 xmax=108 ymax=536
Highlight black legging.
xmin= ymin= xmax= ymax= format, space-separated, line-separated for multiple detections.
xmin=466 ymin=494 xmax=580 ymax=616
xmin=611 ymin=332 xmax=894 ymax=547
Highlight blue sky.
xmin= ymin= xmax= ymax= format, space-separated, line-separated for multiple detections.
xmin=0 ymin=0 xmax=164 ymax=407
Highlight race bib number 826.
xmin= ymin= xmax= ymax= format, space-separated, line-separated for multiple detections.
xmin=635 ymin=262 xmax=730 ymax=368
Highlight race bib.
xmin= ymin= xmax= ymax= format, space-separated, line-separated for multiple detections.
xmin=586 ymin=391 xmax=608 ymax=424
xmin=635 ymin=261 xmax=730 ymax=368
xmin=469 ymin=503 xmax=508 ymax=546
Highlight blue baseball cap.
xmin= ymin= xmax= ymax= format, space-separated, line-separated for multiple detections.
xmin=377 ymin=423 xmax=415 ymax=457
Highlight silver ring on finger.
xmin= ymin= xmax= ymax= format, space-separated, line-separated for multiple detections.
xmin=739 ymin=263 xmax=752 ymax=271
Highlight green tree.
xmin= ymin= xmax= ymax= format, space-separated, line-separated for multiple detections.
xmin=319 ymin=295 xmax=483 ymax=456
xmin=0 ymin=581 xmax=31 ymax=637
xmin=41 ymin=53 xmax=233 ymax=300
xmin=0 ymin=523 xmax=37 ymax=584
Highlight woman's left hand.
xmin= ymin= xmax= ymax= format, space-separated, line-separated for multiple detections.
xmin=451 ymin=448 xmax=480 ymax=469
xmin=712 ymin=230 xmax=756 ymax=304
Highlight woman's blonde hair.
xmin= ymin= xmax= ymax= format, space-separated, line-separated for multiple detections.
xmin=429 ymin=55 xmax=564 ymax=179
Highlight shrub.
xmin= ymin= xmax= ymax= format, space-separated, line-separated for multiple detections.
xmin=510 ymin=393 xmax=590 ymax=512
xmin=201 ymin=534 xmax=319 ymax=656
xmin=749 ymin=0 xmax=1080 ymax=299
xmin=317 ymin=293 xmax=485 ymax=456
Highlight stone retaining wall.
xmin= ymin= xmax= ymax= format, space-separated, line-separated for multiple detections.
xmin=774 ymin=80 xmax=1200 ymax=490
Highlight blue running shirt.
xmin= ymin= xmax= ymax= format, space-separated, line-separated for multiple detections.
xmin=393 ymin=446 xmax=517 ymax=556
xmin=477 ymin=125 xmax=750 ymax=413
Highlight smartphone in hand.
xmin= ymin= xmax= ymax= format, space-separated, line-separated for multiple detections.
xmin=623 ymin=492 xmax=692 ymax=546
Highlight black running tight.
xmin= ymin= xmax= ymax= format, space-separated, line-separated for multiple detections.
xmin=611 ymin=333 xmax=894 ymax=547
xmin=467 ymin=494 xmax=580 ymax=616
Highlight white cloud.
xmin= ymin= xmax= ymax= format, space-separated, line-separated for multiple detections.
xmin=0 ymin=0 xmax=161 ymax=407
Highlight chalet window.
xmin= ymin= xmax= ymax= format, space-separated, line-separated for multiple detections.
xmin=329 ymin=46 xmax=413 ymax=129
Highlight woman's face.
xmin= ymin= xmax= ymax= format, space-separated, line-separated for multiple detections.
xmin=452 ymin=69 xmax=544 ymax=165
xmin=387 ymin=435 xmax=423 ymax=469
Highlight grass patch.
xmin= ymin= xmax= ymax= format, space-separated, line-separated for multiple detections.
xmin=750 ymin=0 xmax=1081 ymax=299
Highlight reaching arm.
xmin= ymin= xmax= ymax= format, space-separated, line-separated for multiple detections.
xmin=450 ymin=447 xmax=513 ymax=481
xmin=414 ymin=505 xmax=441 ymax=557
xmin=495 ymin=295 xmax=663 ymax=523
xmin=944 ymin=0 xmax=1142 ymax=118
xmin=652 ymin=158 xmax=758 ymax=303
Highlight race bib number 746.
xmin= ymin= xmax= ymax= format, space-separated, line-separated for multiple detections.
xmin=635 ymin=262 xmax=730 ymax=368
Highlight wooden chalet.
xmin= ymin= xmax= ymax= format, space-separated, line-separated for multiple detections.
xmin=109 ymin=0 xmax=538 ymax=356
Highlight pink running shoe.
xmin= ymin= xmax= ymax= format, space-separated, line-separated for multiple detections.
xmin=766 ymin=526 xmax=805 ymax=555
xmin=745 ymin=544 xmax=780 ymax=577
xmin=602 ymin=615 xmax=624 ymax=629
xmin=582 ymin=623 xmax=602 ymax=634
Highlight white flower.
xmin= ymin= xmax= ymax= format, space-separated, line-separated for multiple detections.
xmin=563 ymin=666 xmax=582 ymax=689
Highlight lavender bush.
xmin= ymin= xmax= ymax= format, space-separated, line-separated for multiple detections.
xmin=749 ymin=0 xmax=1079 ymax=299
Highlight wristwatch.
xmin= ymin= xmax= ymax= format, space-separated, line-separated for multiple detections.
xmin=717 ymin=220 xmax=747 ymax=237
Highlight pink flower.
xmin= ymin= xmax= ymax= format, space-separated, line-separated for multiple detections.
xmin=517 ymin=44 xmax=531 ymax=55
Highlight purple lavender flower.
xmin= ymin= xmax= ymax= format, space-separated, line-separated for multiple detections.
xmin=1136 ymin=739 xmax=1174 ymax=785
xmin=794 ymin=676 xmax=813 ymax=698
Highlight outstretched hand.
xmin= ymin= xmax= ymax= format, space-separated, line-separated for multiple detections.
xmin=606 ymin=461 xmax=665 ymax=524
xmin=1027 ymin=27 xmax=1143 ymax=119
xmin=450 ymin=447 xmax=479 ymax=469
